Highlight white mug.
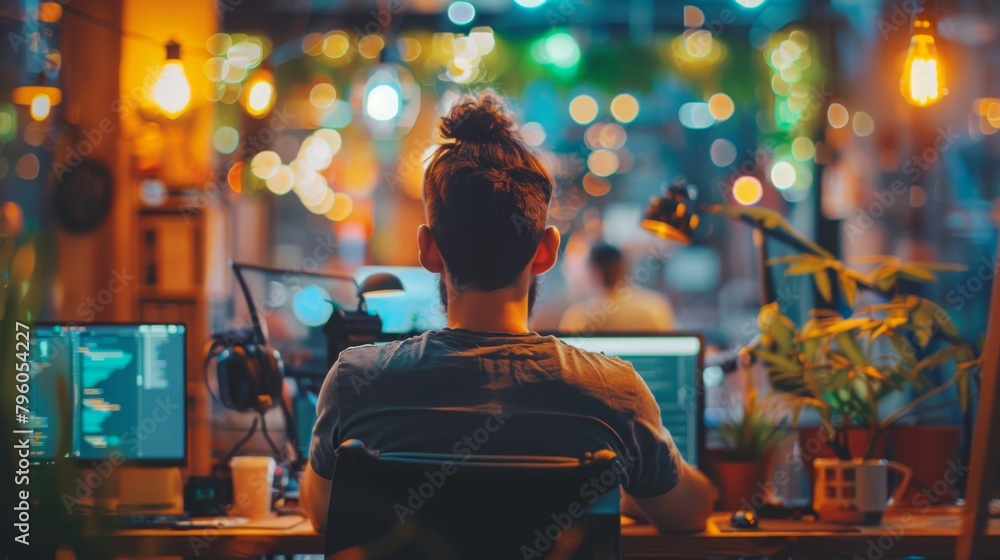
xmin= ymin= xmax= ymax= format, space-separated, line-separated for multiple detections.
xmin=813 ymin=458 xmax=912 ymax=524
xmin=230 ymin=456 xmax=276 ymax=519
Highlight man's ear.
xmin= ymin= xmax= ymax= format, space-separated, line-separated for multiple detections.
xmin=530 ymin=226 xmax=561 ymax=275
xmin=417 ymin=225 xmax=445 ymax=274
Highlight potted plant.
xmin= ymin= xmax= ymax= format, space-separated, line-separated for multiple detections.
xmin=729 ymin=214 xmax=983 ymax=520
xmin=714 ymin=389 xmax=789 ymax=511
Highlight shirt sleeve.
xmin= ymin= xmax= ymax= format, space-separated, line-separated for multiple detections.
xmin=623 ymin=373 xmax=681 ymax=498
xmin=308 ymin=360 xmax=344 ymax=480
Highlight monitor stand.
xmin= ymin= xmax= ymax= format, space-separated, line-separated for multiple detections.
xmin=117 ymin=467 xmax=184 ymax=514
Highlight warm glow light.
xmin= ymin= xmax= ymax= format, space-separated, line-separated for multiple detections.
xmin=250 ymin=151 xmax=281 ymax=179
xmin=707 ymin=93 xmax=735 ymax=121
xmin=732 ymin=176 xmax=763 ymax=206
xmin=587 ymin=149 xmax=619 ymax=177
xmin=366 ymin=84 xmax=400 ymax=121
xmin=827 ymin=103 xmax=849 ymax=128
xmin=610 ymin=94 xmax=640 ymax=123
xmin=569 ymin=95 xmax=599 ymax=125
xmin=245 ymin=75 xmax=274 ymax=118
xmin=791 ymin=137 xmax=814 ymax=161
xmin=309 ymin=83 xmax=337 ymax=109
xmin=153 ymin=43 xmax=191 ymax=119
xmin=901 ymin=21 xmax=944 ymax=107
xmin=266 ymin=164 xmax=294 ymax=195
xmin=325 ymin=192 xmax=354 ymax=221
xmin=29 ymin=94 xmax=50 ymax=121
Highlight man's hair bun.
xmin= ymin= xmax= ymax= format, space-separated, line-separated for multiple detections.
xmin=438 ymin=91 xmax=518 ymax=143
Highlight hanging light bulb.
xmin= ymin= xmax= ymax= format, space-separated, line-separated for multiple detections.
xmin=900 ymin=12 xmax=945 ymax=107
xmin=12 ymin=84 xmax=61 ymax=121
xmin=360 ymin=64 xmax=420 ymax=139
xmin=243 ymin=69 xmax=275 ymax=118
xmin=153 ymin=40 xmax=191 ymax=118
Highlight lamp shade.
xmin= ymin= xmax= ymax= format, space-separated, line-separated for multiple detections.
xmin=357 ymin=272 xmax=405 ymax=299
xmin=641 ymin=180 xmax=700 ymax=244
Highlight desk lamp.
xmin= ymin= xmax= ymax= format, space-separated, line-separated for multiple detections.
xmin=323 ymin=272 xmax=405 ymax=367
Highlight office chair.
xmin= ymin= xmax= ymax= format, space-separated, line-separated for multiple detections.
xmin=326 ymin=438 xmax=623 ymax=560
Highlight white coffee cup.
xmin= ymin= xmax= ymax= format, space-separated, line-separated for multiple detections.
xmin=230 ymin=456 xmax=276 ymax=519
xmin=813 ymin=458 xmax=912 ymax=524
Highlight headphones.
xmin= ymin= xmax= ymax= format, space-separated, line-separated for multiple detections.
xmin=207 ymin=331 xmax=284 ymax=413
xmin=204 ymin=262 xmax=285 ymax=414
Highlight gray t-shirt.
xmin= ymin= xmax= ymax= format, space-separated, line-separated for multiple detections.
xmin=309 ymin=328 xmax=680 ymax=498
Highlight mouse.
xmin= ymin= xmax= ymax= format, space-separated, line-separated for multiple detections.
xmin=730 ymin=509 xmax=759 ymax=529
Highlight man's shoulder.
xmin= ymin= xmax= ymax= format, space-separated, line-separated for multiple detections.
xmin=551 ymin=337 xmax=641 ymax=381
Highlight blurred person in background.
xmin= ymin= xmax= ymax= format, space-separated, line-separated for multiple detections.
xmin=559 ymin=243 xmax=676 ymax=333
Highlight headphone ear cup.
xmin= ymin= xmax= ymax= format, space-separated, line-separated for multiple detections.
xmin=217 ymin=346 xmax=254 ymax=412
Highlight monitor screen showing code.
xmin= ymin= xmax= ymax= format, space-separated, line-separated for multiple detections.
xmin=29 ymin=324 xmax=186 ymax=463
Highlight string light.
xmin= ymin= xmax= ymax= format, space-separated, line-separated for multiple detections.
xmin=152 ymin=40 xmax=191 ymax=119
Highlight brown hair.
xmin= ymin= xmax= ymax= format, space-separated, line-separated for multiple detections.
xmin=423 ymin=91 xmax=554 ymax=291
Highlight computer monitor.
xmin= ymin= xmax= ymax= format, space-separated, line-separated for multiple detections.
xmin=28 ymin=323 xmax=187 ymax=465
xmin=554 ymin=333 xmax=705 ymax=469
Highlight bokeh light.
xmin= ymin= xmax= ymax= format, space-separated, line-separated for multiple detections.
xmin=309 ymin=83 xmax=337 ymax=109
xmin=448 ymin=2 xmax=476 ymax=25
xmin=827 ymin=103 xmax=849 ymax=128
xmin=852 ymin=111 xmax=875 ymax=137
xmin=266 ymin=164 xmax=294 ymax=195
xmin=733 ymin=175 xmax=763 ymax=205
xmin=15 ymin=154 xmax=39 ymax=180
xmin=569 ymin=94 xmax=599 ymax=125
xmin=326 ymin=192 xmax=354 ymax=221
xmin=679 ymin=102 xmax=715 ymax=129
xmin=366 ymin=84 xmax=401 ymax=121
xmin=707 ymin=93 xmax=734 ymax=121
xmin=710 ymin=139 xmax=737 ymax=167
xmin=292 ymin=285 xmax=334 ymax=327
xmin=213 ymin=126 xmax=240 ymax=154
xmin=610 ymin=94 xmax=640 ymax=123
xmin=770 ymin=161 xmax=796 ymax=190
xmin=582 ymin=172 xmax=611 ymax=196
xmin=514 ymin=0 xmax=545 ymax=6
xmin=587 ymin=149 xmax=619 ymax=177
xmin=521 ymin=122 xmax=546 ymax=146
xmin=250 ymin=150 xmax=281 ymax=179
xmin=323 ymin=31 xmax=351 ymax=58
xmin=791 ymin=136 xmax=814 ymax=161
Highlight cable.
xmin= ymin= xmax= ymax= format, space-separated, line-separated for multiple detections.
xmin=61 ymin=4 xmax=204 ymax=54
xmin=216 ymin=416 xmax=260 ymax=476
xmin=259 ymin=410 xmax=299 ymax=483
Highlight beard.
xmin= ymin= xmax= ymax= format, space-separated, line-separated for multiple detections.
xmin=438 ymin=275 xmax=539 ymax=318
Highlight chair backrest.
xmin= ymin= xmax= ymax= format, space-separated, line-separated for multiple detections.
xmin=326 ymin=439 xmax=622 ymax=560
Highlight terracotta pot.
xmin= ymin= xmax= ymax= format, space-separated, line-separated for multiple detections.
xmin=799 ymin=427 xmax=887 ymax=492
xmin=888 ymin=426 xmax=961 ymax=507
xmin=713 ymin=459 xmax=770 ymax=511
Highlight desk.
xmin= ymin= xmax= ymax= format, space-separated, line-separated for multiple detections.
xmin=89 ymin=509 xmax=1000 ymax=559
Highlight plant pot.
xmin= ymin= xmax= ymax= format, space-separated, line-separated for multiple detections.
xmin=712 ymin=459 xmax=770 ymax=511
xmin=799 ymin=427 xmax=887 ymax=492
xmin=888 ymin=425 xmax=961 ymax=507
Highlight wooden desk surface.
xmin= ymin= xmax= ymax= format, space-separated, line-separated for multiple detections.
xmin=90 ymin=508 xmax=1000 ymax=559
